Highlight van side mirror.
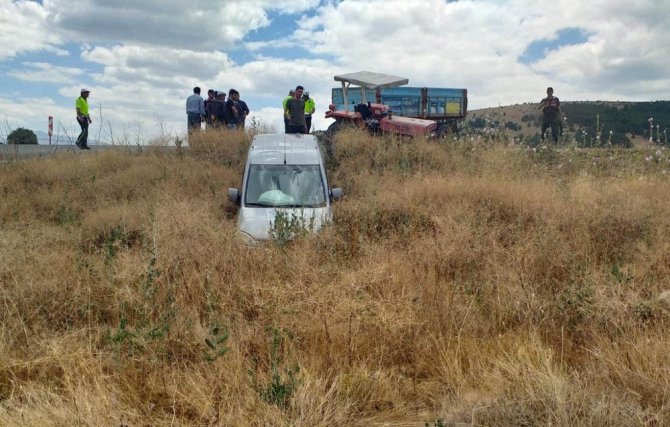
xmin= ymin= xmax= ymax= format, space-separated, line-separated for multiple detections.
xmin=228 ymin=188 xmax=240 ymax=205
xmin=330 ymin=187 xmax=343 ymax=201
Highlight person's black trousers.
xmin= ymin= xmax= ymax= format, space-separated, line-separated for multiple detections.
xmin=76 ymin=117 xmax=89 ymax=148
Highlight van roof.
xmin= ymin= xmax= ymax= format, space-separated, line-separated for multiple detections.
xmin=248 ymin=133 xmax=322 ymax=165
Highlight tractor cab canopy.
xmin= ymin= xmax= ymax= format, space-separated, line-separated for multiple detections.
xmin=334 ymin=71 xmax=409 ymax=110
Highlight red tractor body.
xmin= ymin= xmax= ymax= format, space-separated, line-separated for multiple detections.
xmin=325 ymin=102 xmax=437 ymax=138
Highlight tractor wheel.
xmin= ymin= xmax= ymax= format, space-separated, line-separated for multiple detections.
xmin=436 ymin=121 xmax=460 ymax=138
xmin=436 ymin=123 xmax=449 ymax=138
xmin=326 ymin=121 xmax=342 ymax=138
xmin=324 ymin=121 xmax=342 ymax=164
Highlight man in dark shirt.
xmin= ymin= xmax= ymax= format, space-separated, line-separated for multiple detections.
xmin=227 ymin=89 xmax=249 ymax=128
xmin=236 ymin=95 xmax=249 ymax=128
xmin=285 ymin=85 xmax=306 ymax=134
xmin=283 ymin=89 xmax=294 ymax=133
xmin=539 ymin=87 xmax=562 ymax=143
xmin=206 ymin=91 xmax=227 ymax=128
xmin=204 ymin=89 xmax=216 ymax=128
xmin=225 ymin=89 xmax=240 ymax=130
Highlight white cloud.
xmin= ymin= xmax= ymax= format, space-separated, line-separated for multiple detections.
xmin=42 ymin=0 xmax=320 ymax=50
xmin=44 ymin=1 xmax=262 ymax=49
xmin=526 ymin=1 xmax=670 ymax=100
xmin=0 ymin=0 xmax=67 ymax=59
xmin=292 ymin=0 xmax=670 ymax=108
xmin=82 ymin=44 xmax=234 ymax=87
xmin=290 ymin=0 xmax=539 ymax=107
xmin=7 ymin=62 xmax=84 ymax=83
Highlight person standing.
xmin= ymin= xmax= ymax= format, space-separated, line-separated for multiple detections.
xmin=216 ymin=91 xmax=233 ymax=127
xmin=539 ymin=87 xmax=562 ymax=143
xmin=204 ymin=89 xmax=216 ymax=128
xmin=75 ymin=88 xmax=92 ymax=149
xmin=186 ymin=86 xmax=205 ymax=134
xmin=283 ymin=89 xmax=295 ymax=133
xmin=234 ymin=91 xmax=250 ymax=128
xmin=285 ymin=85 xmax=306 ymax=134
xmin=303 ymin=91 xmax=315 ymax=133
xmin=226 ymin=89 xmax=243 ymax=130
xmin=206 ymin=91 xmax=226 ymax=128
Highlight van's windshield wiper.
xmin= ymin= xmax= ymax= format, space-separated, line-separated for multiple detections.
xmin=246 ymin=202 xmax=308 ymax=208
xmin=245 ymin=202 xmax=275 ymax=207
xmin=246 ymin=202 xmax=324 ymax=208
xmin=269 ymin=204 xmax=306 ymax=208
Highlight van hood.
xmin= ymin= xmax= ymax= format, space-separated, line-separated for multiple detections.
xmin=238 ymin=206 xmax=332 ymax=241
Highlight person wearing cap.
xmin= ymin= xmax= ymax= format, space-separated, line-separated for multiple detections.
xmin=75 ymin=88 xmax=92 ymax=149
xmin=303 ymin=91 xmax=315 ymax=133
xmin=283 ymin=89 xmax=295 ymax=133
xmin=186 ymin=86 xmax=205 ymax=134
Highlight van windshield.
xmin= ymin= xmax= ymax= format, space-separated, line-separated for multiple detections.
xmin=244 ymin=164 xmax=327 ymax=208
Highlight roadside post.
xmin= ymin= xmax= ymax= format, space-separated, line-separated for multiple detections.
xmin=48 ymin=116 xmax=53 ymax=145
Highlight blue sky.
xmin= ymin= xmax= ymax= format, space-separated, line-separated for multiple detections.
xmin=1 ymin=0 xmax=669 ymax=143
xmin=518 ymin=28 xmax=591 ymax=65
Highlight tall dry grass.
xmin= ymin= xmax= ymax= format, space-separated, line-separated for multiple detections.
xmin=1 ymin=127 xmax=670 ymax=426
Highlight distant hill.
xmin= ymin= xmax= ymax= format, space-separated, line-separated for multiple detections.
xmin=467 ymin=101 xmax=670 ymax=146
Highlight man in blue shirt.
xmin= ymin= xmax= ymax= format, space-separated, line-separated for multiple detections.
xmin=186 ymin=87 xmax=205 ymax=133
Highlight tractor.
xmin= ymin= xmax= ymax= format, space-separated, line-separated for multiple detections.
xmin=325 ymin=71 xmax=438 ymax=139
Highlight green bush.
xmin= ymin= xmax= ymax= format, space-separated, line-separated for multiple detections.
xmin=7 ymin=127 xmax=38 ymax=145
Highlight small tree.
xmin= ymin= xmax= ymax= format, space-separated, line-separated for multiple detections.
xmin=7 ymin=127 xmax=38 ymax=145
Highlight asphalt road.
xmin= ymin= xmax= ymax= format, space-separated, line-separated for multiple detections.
xmin=0 ymin=144 xmax=175 ymax=161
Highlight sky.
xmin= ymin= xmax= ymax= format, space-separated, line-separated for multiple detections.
xmin=0 ymin=0 xmax=669 ymax=143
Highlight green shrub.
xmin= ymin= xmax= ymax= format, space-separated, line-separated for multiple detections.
xmin=7 ymin=127 xmax=38 ymax=145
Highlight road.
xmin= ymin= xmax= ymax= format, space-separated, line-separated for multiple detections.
xmin=0 ymin=144 xmax=175 ymax=161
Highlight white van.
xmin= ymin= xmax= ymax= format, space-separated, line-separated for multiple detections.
xmin=228 ymin=133 xmax=343 ymax=244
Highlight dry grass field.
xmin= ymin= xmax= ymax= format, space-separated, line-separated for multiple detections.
xmin=1 ymin=127 xmax=670 ymax=426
